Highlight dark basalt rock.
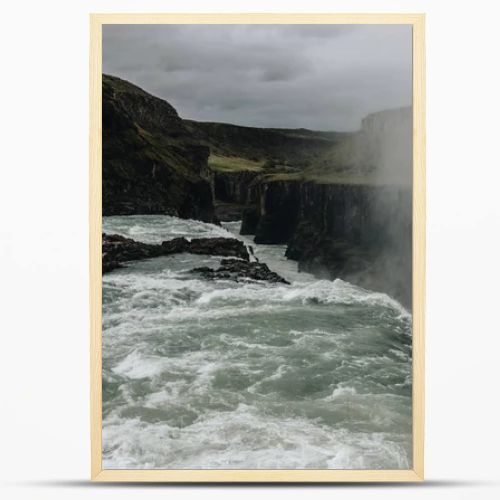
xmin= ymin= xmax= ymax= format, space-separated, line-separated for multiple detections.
xmin=103 ymin=233 xmax=249 ymax=274
xmin=103 ymin=234 xmax=165 ymax=272
xmin=191 ymin=259 xmax=289 ymax=284
xmin=210 ymin=170 xmax=262 ymax=221
xmin=162 ymin=237 xmax=250 ymax=260
xmin=213 ymin=170 xmax=259 ymax=205
xmin=240 ymin=206 xmax=260 ymax=235
xmin=254 ymin=181 xmax=301 ymax=244
xmin=285 ymin=183 xmax=412 ymax=309
xmin=239 ymin=180 xmax=301 ymax=243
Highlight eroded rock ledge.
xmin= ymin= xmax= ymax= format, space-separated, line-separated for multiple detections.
xmin=103 ymin=233 xmax=249 ymax=273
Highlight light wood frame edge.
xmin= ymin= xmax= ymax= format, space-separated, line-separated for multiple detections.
xmin=411 ymin=13 xmax=425 ymax=481
xmin=89 ymin=12 xmax=425 ymax=483
xmin=90 ymin=13 xmax=103 ymax=479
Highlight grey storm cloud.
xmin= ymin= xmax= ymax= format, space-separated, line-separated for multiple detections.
xmin=103 ymin=24 xmax=412 ymax=131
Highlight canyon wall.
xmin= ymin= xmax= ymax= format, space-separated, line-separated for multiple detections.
xmin=239 ymin=180 xmax=412 ymax=308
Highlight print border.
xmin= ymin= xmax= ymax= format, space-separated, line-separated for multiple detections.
xmin=89 ymin=12 xmax=425 ymax=482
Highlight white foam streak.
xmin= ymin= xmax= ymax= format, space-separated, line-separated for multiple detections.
xmin=195 ymin=278 xmax=409 ymax=316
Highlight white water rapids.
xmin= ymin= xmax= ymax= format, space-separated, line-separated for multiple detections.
xmin=102 ymin=215 xmax=412 ymax=469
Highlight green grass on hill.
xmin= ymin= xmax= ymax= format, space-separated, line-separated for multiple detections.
xmin=208 ymin=154 xmax=265 ymax=172
xmin=203 ymin=124 xmax=396 ymax=186
xmin=208 ymin=153 xmax=380 ymax=185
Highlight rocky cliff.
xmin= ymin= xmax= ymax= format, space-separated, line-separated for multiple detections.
xmin=239 ymin=178 xmax=412 ymax=308
xmin=102 ymin=74 xmax=216 ymax=222
xmin=288 ymin=183 xmax=412 ymax=309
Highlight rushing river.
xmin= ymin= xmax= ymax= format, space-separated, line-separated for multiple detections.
xmin=102 ymin=215 xmax=412 ymax=469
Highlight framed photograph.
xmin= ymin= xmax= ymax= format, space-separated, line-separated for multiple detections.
xmin=90 ymin=13 xmax=425 ymax=482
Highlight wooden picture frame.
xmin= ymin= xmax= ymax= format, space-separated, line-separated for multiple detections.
xmin=90 ymin=13 xmax=425 ymax=482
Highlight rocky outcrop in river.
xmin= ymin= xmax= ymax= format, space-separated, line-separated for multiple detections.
xmin=192 ymin=259 xmax=290 ymax=284
xmin=103 ymin=233 xmax=290 ymax=284
xmin=103 ymin=233 xmax=250 ymax=273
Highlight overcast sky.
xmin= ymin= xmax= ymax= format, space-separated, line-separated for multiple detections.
xmin=103 ymin=24 xmax=411 ymax=131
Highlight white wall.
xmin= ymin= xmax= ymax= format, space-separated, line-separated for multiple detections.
xmin=1 ymin=1 xmax=499 ymax=499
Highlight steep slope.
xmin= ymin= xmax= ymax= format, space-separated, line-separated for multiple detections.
xmin=102 ymin=74 xmax=216 ymax=222
xmin=184 ymin=120 xmax=348 ymax=168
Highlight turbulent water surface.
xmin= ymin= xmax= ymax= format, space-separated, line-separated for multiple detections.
xmin=102 ymin=215 xmax=412 ymax=469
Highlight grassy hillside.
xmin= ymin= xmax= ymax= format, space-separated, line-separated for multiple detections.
xmin=184 ymin=118 xmax=382 ymax=185
xmin=187 ymin=108 xmax=411 ymax=187
xmin=185 ymin=120 xmax=351 ymax=171
xmin=208 ymin=154 xmax=265 ymax=173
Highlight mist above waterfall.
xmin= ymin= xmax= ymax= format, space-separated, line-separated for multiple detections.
xmin=351 ymin=107 xmax=412 ymax=186
xmin=352 ymin=106 xmax=413 ymax=308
